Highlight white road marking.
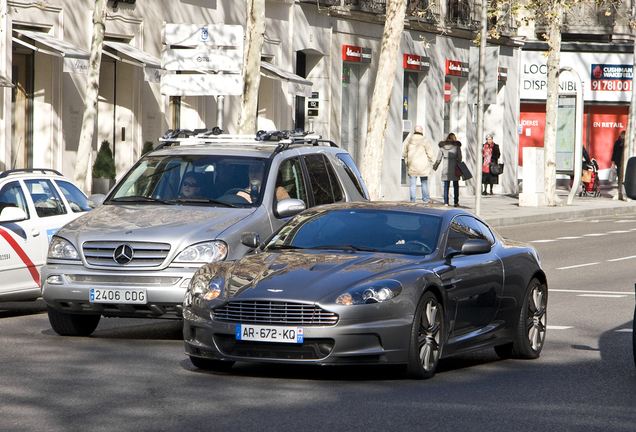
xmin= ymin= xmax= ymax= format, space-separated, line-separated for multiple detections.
xmin=529 ymin=239 xmax=557 ymax=243
xmin=583 ymin=233 xmax=607 ymax=237
xmin=547 ymin=325 xmax=573 ymax=330
xmin=557 ymin=262 xmax=599 ymax=270
xmin=607 ymin=255 xmax=636 ymax=262
xmin=616 ymin=329 xmax=633 ymax=333
xmin=577 ymin=294 xmax=627 ymax=298
xmin=550 ymin=289 xmax=634 ymax=295
xmin=557 ymin=236 xmax=581 ymax=240
xmin=608 ymin=230 xmax=631 ymax=234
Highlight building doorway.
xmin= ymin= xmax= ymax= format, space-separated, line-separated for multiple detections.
xmin=11 ymin=52 xmax=33 ymax=169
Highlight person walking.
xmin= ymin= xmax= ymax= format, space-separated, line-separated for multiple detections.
xmin=612 ymin=130 xmax=625 ymax=184
xmin=402 ymin=125 xmax=437 ymax=203
xmin=433 ymin=132 xmax=462 ymax=207
xmin=482 ymin=133 xmax=501 ymax=195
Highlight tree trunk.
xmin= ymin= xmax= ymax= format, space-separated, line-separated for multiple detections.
xmin=237 ymin=0 xmax=265 ymax=135
xmin=361 ymin=0 xmax=408 ymax=200
xmin=73 ymin=0 xmax=107 ymax=193
xmin=542 ymin=0 xmax=563 ymax=206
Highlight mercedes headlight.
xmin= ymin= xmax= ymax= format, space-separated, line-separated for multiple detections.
xmin=335 ymin=279 xmax=402 ymax=305
xmin=174 ymin=241 xmax=228 ymax=264
xmin=48 ymin=237 xmax=80 ymax=260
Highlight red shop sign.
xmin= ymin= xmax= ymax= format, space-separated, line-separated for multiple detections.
xmin=446 ymin=60 xmax=463 ymax=76
xmin=404 ymin=54 xmax=422 ymax=70
xmin=343 ymin=45 xmax=362 ymax=62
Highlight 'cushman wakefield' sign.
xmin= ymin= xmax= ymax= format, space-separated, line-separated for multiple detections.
xmin=342 ymin=45 xmax=371 ymax=63
xmin=403 ymin=54 xmax=430 ymax=73
xmin=445 ymin=60 xmax=469 ymax=77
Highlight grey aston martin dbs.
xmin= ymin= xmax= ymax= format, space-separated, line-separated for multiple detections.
xmin=183 ymin=202 xmax=547 ymax=379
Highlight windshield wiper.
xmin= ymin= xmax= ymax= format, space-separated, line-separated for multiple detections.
xmin=169 ymin=198 xmax=236 ymax=208
xmin=312 ymin=244 xmax=381 ymax=253
xmin=266 ymin=244 xmax=306 ymax=251
xmin=109 ymin=196 xmax=173 ymax=205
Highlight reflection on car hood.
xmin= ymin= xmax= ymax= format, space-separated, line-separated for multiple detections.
xmin=218 ymin=250 xmax=416 ymax=302
xmin=57 ymin=204 xmax=255 ymax=244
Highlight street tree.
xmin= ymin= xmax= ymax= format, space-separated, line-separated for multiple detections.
xmin=238 ymin=0 xmax=265 ymax=135
xmin=362 ymin=0 xmax=408 ymax=200
xmin=73 ymin=0 xmax=107 ymax=193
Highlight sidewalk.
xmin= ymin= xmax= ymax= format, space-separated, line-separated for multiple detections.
xmin=434 ymin=184 xmax=636 ymax=227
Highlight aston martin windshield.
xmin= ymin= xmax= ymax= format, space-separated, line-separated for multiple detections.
xmin=109 ymin=155 xmax=270 ymax=207
xmin=267 ymin=208 xmax=442 ymax=255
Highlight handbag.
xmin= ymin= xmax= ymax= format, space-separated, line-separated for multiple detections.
xmin=457 ymin=161 xmax=473 ymax=180
xmin=490 ymin=163 xmax=504 ymax=176
xmin=455 ymin=165 xmax=462 ymax=177
xmin=581 ymin=170 xmax=592 ymax=184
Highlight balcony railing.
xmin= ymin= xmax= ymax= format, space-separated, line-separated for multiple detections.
xmin=298 ymin=0 xmax=515 ymax=37
xmin=406 ymin=0 xmax=442 ymax=24
xmin=446 ymin=0 xmax=480 ymax=30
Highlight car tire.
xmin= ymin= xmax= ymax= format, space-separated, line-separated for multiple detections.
xmin=189 ymin=355 xmax=235 ymax=372
xmin=496 ymin=278 xmax=547 ymax=360
xmin=406 ymin=291 xmax=444 ymax=379
xmin=46 ymin=306 xmax=100 ymax=336
xmin=632 ymin=304 xmax=636 ymax=367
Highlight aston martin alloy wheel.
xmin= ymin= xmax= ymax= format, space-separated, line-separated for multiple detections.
xmin=407 ymin=291 xmax=444 ymax=379
xmin=496 ymin=278 xmax=547 ymax=359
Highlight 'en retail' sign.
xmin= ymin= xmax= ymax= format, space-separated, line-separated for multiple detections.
xmin=342 ymin=45 xmax=371 ymax=63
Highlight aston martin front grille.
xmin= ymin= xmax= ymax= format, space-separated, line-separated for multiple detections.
xmin=213 ymin=301 xmax=339 ymax=326
xmin=82 ymin=241 xmax=171 ymax=267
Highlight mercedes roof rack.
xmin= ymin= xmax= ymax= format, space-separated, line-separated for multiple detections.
xmin=154 ymin=128 xmax=338 ymax=151
xmin=0 ymin=168 xmax=64 ymax=179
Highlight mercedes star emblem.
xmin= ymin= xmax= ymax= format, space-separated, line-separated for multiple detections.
xmin=113 ymin=244 xmax=134 ymax=265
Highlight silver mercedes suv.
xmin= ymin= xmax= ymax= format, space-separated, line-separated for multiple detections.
xmin=41 ymin=130 xmax=369 ymax=336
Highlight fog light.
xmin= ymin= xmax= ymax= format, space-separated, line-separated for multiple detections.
xmin=46 ymin=275 xmax=64 ymax=285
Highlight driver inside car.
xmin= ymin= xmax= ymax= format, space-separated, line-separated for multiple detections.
xmin=179 ymin=173 xmax=202 ymax=198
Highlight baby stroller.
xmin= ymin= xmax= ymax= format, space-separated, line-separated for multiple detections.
xmin=580 ymin=158 xmax=601 ymax=197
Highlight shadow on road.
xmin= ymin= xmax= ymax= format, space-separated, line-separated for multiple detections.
xmin=0 ymin=299 xmax=47 ymax=319
xmin=181 ymin=348 xmax=505 ymax=381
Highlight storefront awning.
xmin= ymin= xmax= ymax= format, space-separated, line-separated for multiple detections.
xmin=103 ymin=41 xmax=161 ymax=69
xmin=12 ymin=30 xmax=89 ymax=59
xmin=260 ymin=61 xmax=312 ymax=97
xmin=0 ymin=75 xmax=13 ymax=87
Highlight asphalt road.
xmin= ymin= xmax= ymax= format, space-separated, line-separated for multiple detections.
xmin=2 ymin=215 xmax=636 ymax=432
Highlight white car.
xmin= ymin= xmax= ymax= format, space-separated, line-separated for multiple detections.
xmin=0 ymin=169 xmax=92 ymax=302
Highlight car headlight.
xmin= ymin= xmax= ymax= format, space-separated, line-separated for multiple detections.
xmin=184 ymin=274 xmax=224 ymax=307
xmin=174 ymin=241 xmax=228 ymax=264
xmin=335 ymin=279 xmax=403 ymax=305
xmin=48 ymin=237 xmax=80 ymax=260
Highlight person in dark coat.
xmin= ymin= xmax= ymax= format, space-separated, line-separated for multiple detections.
xmin=433 ymin=133 xmax=462 ymax=207
xmin=612 ymin=130 xmax=626 ymax=185
xmin=482 ymin=133 xmax=501 ymax=195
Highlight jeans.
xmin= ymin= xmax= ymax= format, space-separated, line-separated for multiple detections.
xmin=409 ymin=176 xmax=429 ymax=202
xmin=443 ymin=180 xmax=459 ymax=205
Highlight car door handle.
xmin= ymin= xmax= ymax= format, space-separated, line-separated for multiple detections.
xmin=32 ymin=229 xmax=40 ymax=237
